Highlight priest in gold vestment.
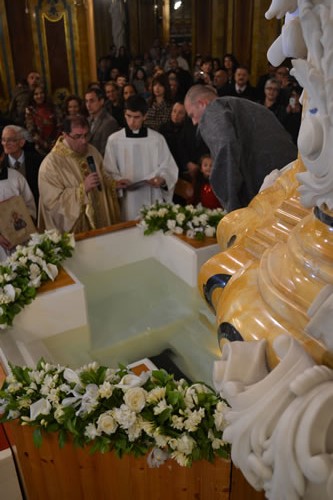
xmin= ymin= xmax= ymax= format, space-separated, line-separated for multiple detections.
xmin=38 ymin=115 xmax=120 ymax=233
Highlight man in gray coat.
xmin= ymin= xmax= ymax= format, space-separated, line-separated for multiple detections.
xmin=85 ymin=87 xmax=119 ymax=156
xmin=185 ymin=85 xmax=297 ymax=212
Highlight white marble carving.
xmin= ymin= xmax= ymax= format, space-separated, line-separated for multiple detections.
xmin=266 ymin=0 xmax=333 ymax=210
xmin=213 ymin=2 xmax=333 ymax=499
xmin=214 ymin=335 xmax=333 ymax=499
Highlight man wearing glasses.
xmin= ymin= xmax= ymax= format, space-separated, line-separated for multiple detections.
xmin=38 ymin=115 xmax=120 ymax=233
xmin=1 ymin=125 xmax=42 ymax=208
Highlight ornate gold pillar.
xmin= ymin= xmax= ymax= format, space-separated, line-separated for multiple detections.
xmin=0 ymin=0 xmax=96 ymax=110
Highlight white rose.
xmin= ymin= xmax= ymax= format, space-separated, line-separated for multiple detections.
xmin=123 ymin=387 xmax=146 ymax=413
xmin=97 ymin=411 xmax=118 ymax=435
xmin=174 ymin=226 xmax=183 ymax=234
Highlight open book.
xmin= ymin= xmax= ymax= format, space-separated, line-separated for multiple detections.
xmin=0 ymin=195 xmax=37 ymax=248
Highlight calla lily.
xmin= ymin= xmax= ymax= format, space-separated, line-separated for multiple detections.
xmin=30 ymin=398 xmax=51 ymax=420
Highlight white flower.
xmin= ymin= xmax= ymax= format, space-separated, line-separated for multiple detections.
xmin=30 ymin=398 xmax=52 ymax=420
xmin=98 ymin=381 xmax=113 ymax=399
xmin=176 ymin=213 xmax=185 ymax=225
xmin=146 ymin=386 xmax=166 ymax=403
xmin=46 ymin=230 xmax=62 ymax=244
xmin=153 ymin=430 xmax=168 ymax=448
xmin=63 ymin=368 xmax=80 ymax=385
xmin=166 ymin=219 xmax=176 ymax=230
xmin=204 ymin=225 xmax=215 ymax=237
xmin=171 ymin=415 xmax=184 ymax=430
xmin=141 ymin=420 xmax=155 ymax=436
xmin=147 ymin=447 xmax=169 ymax=468
xmin=199 ymin=213 xmax=208 ymax=224
xmin=173 ymin=226 xmax=183 ymax=234
xmin=184 ymin=408 xmax=205 ymax=432
xmin=153 ymin=399 xmax=171 ymax=415
xmin=123 ymin=387 xmax=146 ymax=413
xmin=54 ymin=406 xmax=65 ymax=423
xmin=116 ymin=371 xmax=149 ymax=389
xmin=113 ymin=404 xmax=137 ymax=429
xmin=170 ymin=450 xmax=190 ymax=467
xmin=192 ymin=216 xmax=200 ymax=226
xmin=75 ymin=384 xmax=99 ymax=417
xmin=158 ymin=208 xmax=168 ymax=217
xmin=43 ymin=263 xmax=58 ymax=281
xmin=184 ymin=387 xmax=198 ymax=408
xmin=214 ymin=401 xmax=229 ymax=431
xmin=175 ymin=434 xmax=195 ymax=455
xmin=8 ymin=410 xmax=20 ymax=420
xmin=97 ymin=411 xmax=118 ymax=435
xmin=127 ymin=417 xmax=144 ymax=441
xmin=84 ymin=423 xmax=101 ymax=440
xmin=3 ymin=284 xmax=16 ymax=302
xmin=186 ymin=229 xmax=195 ymax=239
xmin=67 ymin=233 xmax=75 ymax=249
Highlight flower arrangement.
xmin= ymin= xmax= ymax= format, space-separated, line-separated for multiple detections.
xmin=0 ymin=230 xmax=75 ymax=329
xmin=0 ymin=359 xmax=230 ymax=467
xmin=139 ymin=202 xmax=225 ymax=241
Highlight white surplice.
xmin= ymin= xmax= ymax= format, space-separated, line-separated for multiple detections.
xmin=104 ymin=127 xmax=178 ymax=221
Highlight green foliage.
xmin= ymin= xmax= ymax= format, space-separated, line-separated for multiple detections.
xmin=0 ymin=359 xmax=231 ymax=468
xmin=0 ymin=230 xmax=75 ymax=329
xmin=139 ymin=202 xmax=225 ymax=241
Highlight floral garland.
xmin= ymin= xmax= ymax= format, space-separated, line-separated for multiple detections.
xmin=139 ymin=202 xmax=226 ymax=241
xmin=0 ymin=359 xmax=230 ymax=467
xmin=0 ymin=230 xmax=75 ymax=330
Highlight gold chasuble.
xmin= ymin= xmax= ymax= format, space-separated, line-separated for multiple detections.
xmin=38 ymin=138 xmax=120 ymax=233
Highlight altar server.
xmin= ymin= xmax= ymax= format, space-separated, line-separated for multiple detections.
xmin=104 ymin=95 xmax=178 ymax=221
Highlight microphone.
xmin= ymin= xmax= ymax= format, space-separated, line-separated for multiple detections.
xmin=86 ymin=155 xmax=101 ymax=191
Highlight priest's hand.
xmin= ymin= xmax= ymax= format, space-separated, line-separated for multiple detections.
xmin=0 ymin=234 xmax=11 ymax=251
xmin=116 ymin=179 xmax=131 ymax=189
xmin=84 ymin=172 xmax=101 ymax=193
xmin=147 ymin=176 xmax=166 ymax=188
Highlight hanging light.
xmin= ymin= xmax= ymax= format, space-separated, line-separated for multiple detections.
xmin=174 ymin=1 xmax=182 ymax=10
xmin=25 ymin=0 xmax=29 ymax=14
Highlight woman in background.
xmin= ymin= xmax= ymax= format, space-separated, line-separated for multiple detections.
xmin=144 ymin=73 xmax=172 ymax=131
xmin=25 ymin=84 xmax=60 ymax=155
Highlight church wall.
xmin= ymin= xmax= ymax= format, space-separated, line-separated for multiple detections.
xmin=0 ymin=0 xmax=281 ymax=113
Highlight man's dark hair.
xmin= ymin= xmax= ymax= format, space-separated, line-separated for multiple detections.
xmin=124 ymin=95 xmax=148 ymax=115
xmin=62 ymin=115 xmax=90 ymax=134
xmin=85 ymin=87 xmax=106 ymax=101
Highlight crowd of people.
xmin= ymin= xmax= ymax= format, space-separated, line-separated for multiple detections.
xmin=0 ymin=40 xmax=301 ymax=259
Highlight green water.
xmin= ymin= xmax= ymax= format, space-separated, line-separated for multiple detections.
xmin=44 ymin=258 xmax=219 ymax=385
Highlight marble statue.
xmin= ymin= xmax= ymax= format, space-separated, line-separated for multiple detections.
xmin=109 ymin=0 xmax=126 ymax=51
xmin=211 ymin=1 xmax=333 ymax=498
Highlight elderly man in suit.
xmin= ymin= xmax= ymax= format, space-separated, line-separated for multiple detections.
xmin=85 ymin=87 xmax=119 ymax=156
xmin=1 ymin=124 xmax=43 ymax=208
